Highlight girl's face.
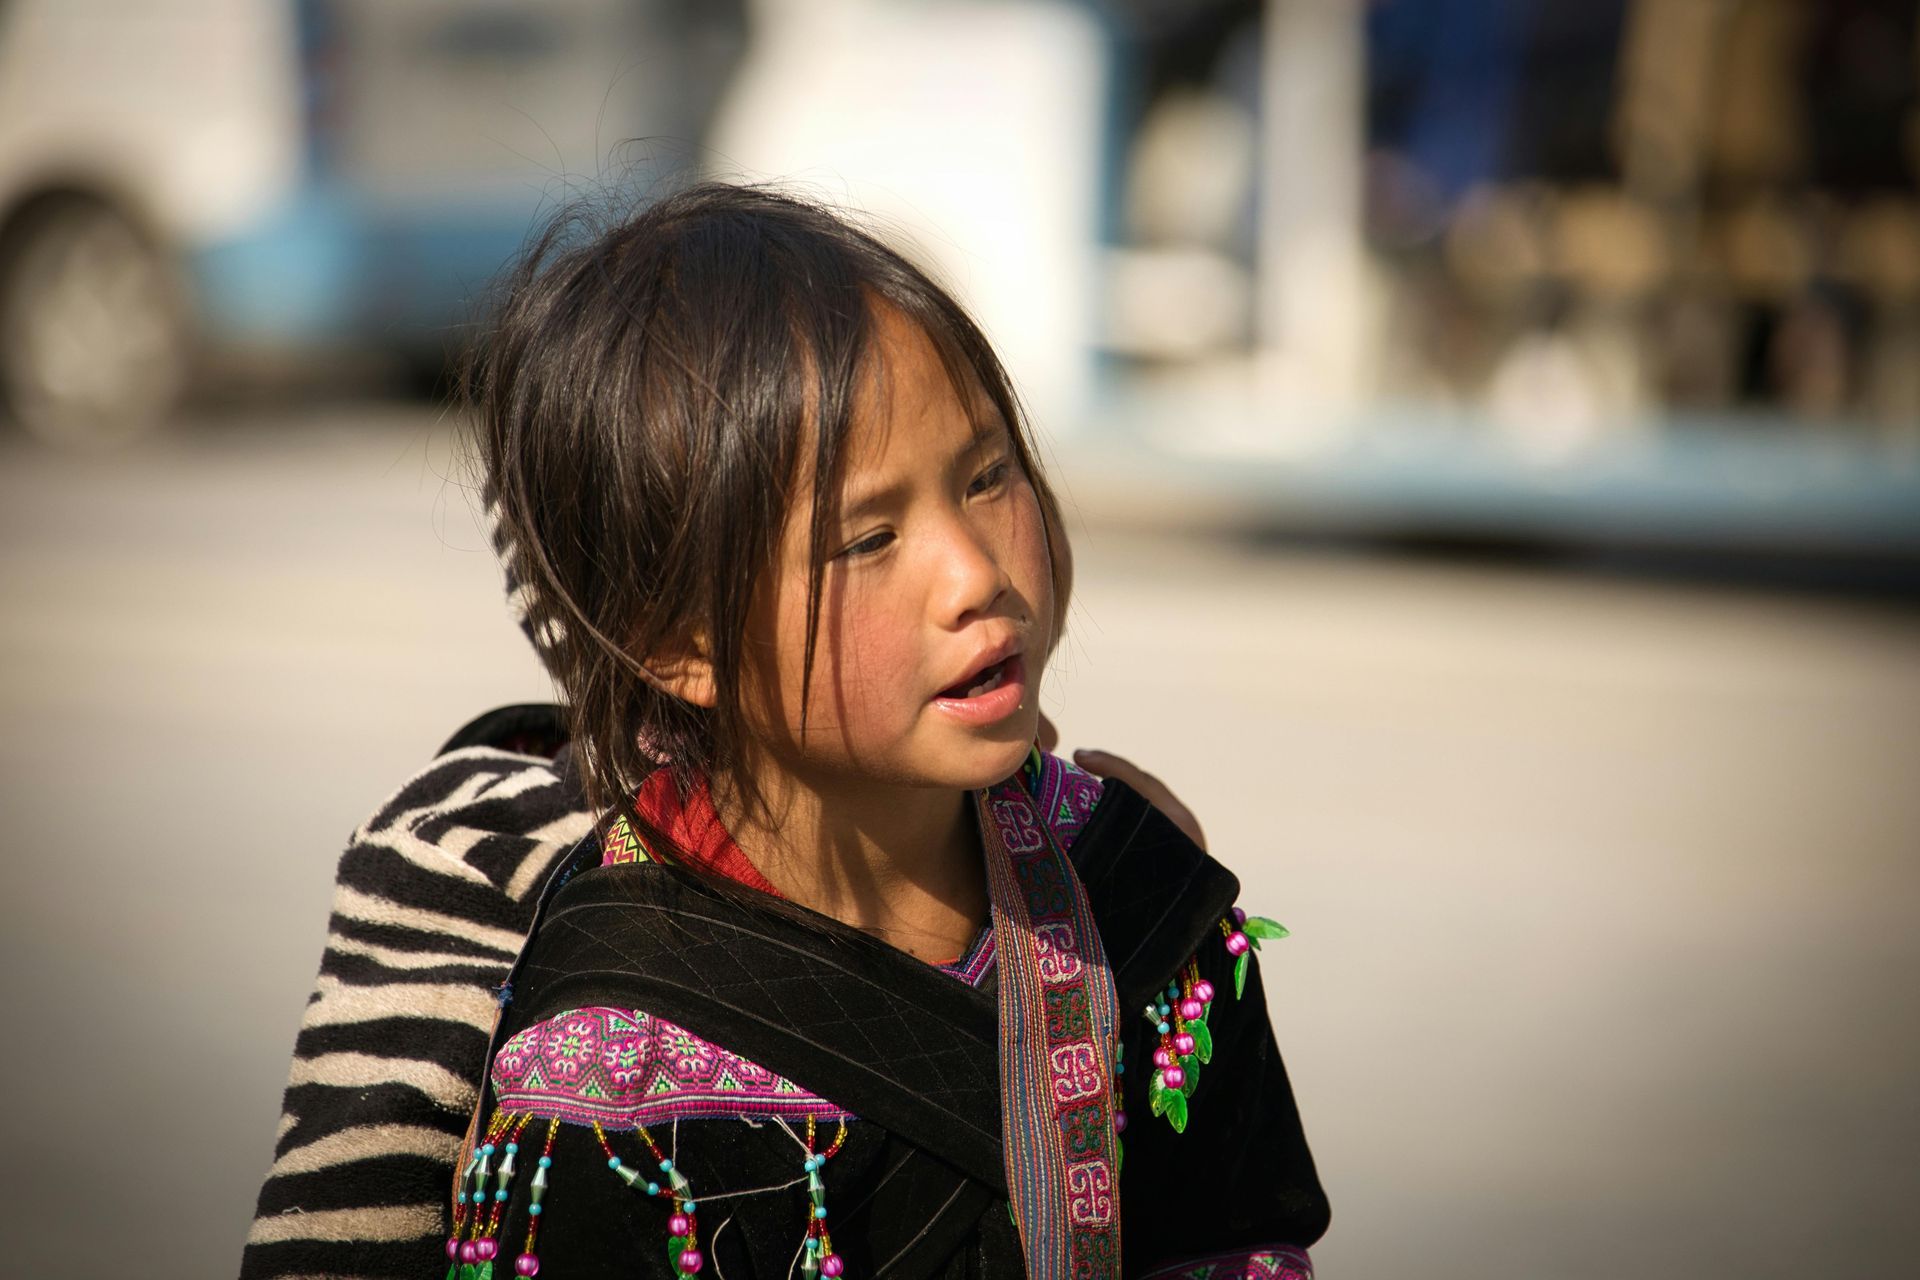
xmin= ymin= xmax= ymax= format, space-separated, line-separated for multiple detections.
xmin=740 ymin=306 xmax=1053 ymax=794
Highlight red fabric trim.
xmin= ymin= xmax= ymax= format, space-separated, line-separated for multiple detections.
xmin=631 ymin=771 xmax=785 ymax=899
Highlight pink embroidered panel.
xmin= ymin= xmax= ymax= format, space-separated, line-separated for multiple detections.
xmin=492 ymin=1007 xmax=858 ymax=1127
xmin=1139 ymin=1246 xmax=1314 ymax=1280
xmin=1033 ymin=751 xmax=1104 ymax=853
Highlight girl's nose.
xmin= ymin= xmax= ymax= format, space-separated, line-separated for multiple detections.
xmin=937 ymin=517 xmax=1010 ymax=627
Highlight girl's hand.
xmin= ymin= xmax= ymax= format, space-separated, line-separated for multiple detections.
xmin=1070 ymin=746 xmax=1208 ymax=852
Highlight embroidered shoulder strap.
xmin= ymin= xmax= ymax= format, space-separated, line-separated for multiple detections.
xmin=979 ymin=769 xmax=1123 ymax=1280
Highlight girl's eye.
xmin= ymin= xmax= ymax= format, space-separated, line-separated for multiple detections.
xmin=968 ymin=459 xmax=1011 ymax=497
xmin=836 ymin=530 xmax=895 ymax=560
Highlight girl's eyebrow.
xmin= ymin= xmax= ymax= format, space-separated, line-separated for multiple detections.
xmin=840 ymin=428 xmax=1007 ymax=520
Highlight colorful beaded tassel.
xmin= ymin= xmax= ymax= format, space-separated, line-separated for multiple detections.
xmin=1222 ymin=906 xmax=1290 ymax=999
xmin=511 ymin=1118 xmax=559 ymax=1276
xmin=598 ymin=1122 xmax=704 ymax=1277
xmin=1143 ymin=906 xmax=1288 ymax=1133
xmin=799 ymin=1115 xmax=849 ymax=1279
xmin=1143 ymin=962 xmax=1210 ymax=1134
xmin=449 ymin=1113 xmax=531 ymax=1279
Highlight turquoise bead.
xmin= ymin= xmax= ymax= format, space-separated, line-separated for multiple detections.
xmin=529 ymin=1203 xmax=542 ymax=1216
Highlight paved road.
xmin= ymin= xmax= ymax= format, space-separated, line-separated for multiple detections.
xmin=3 ymin=405 xmax=1916 ymax=1279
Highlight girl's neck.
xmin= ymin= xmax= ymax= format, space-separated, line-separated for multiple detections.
xmin=711 ymin=764 xmax=988 ymax=965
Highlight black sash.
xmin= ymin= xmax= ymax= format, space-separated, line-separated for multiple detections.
xmin=484 ymin=778 xmax=1240 ymax=1274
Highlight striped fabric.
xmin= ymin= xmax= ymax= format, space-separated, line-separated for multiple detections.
xmin=240 ymin=743 xmax=593 ymax=1280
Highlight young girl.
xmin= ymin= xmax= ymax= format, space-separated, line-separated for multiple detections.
xmin=242 ymin=184 xmax=1325 ymax=1280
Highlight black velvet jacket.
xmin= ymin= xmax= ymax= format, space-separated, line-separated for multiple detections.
xmin=465 ymin=778 xmax=1328 ymax=1278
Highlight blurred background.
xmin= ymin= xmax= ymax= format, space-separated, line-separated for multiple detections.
xmin=1 ymin=1 xmax=1916 ymax=1277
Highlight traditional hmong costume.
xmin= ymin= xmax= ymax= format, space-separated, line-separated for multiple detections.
xmin=434 ymin=727 xmax=1327 ymax=1280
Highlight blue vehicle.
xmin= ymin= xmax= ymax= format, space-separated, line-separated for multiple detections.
xmin=0 ymin=0 xmax=742 ymax=445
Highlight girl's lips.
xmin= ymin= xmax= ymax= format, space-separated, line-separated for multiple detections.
xmin=930 ymin=653 xmax=1027 ymax=726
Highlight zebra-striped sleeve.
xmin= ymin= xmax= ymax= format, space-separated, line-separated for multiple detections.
xmin=240 ymin=746 xmax=592 ymax=1280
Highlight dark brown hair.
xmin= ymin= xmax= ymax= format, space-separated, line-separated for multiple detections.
xmin=466 ymin=182 xmax=1062 ymax=819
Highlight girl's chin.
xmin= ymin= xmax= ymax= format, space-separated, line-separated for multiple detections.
xmin=943 ymin=724 xmax=1040 ymax=791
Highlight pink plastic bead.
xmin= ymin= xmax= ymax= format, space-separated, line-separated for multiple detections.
xmin=1232 ymin=906 xmax=1247 ymax=925
xmin=461 ymin=1241 xmax=479 ymax=1264
xmin=678 ymin=1248 xmax=705 ymax=1273
xmin=821 ymin=1256 xmax=845 ymax=1278
xmin=446 ymin=1238 xmax=461 ymax=1260
xmin=1179 ymin=998 xmax=1205 ymax=1020
xmin=1113 ymin=1111 xmax=1128 ymax=1134
xmin=1173 ymin=1032 xmax=1196 ymax=1055
xmin=1193 ymin=980 xmax=1215 ymax=1004
xmin=1225 ymin=931 xmax=1250 ymax=956
xmin=669 ymin=1213 xmax=692 ymax=1236
xmin=515 ymin=1254 xmax=542 ymax=1277
xmin=1151 ymin=1046 xmax=1172 ymax=1068
xmin=475 ymin=1239 xmax=498 ymax=1261
xmin=1162 ymin=1065 xmax=1185 ymax=1088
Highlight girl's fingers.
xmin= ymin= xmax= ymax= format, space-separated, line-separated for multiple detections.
xmin=1071 ymin=748 xmax=1207 ymax=850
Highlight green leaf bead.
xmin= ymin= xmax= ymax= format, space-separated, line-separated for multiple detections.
xmin=1243 ymin=915 xmax=1289 ymax=941
xmin=1190 ymin=1020 xmax=1215 ymax=1064
xmin=1115 ymin=1133 xmax=1125 ymax=1177
xmin=668 ymin=1235 xmax=689 ymax=1271
xmin=1167 ymin=1092 xmax=1189 ymax=1134
xmin=1178 ymin=1056 xmax=1201 ymax=1097
xmin=1149 ymin=1078 xmax=1170 ymax=1116
xmin=1234 ymin=950 xmax=1249 ymax=999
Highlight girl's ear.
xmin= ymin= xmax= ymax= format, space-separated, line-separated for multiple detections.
xmin=641 ymin=637 xmax=718 ymax=708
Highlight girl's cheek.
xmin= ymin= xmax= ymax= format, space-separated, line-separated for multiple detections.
xmin=808 ymin=587 xmax=910 ymax=719
xmin=1010 ymin=489 xmax=1055 ymax=630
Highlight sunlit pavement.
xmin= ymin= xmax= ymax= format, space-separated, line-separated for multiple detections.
xmin=3 ymin=405 xmax=1916 ymax=1280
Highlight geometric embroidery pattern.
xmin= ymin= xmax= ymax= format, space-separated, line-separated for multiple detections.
xmin=1031 ymin=752 xmax=1104 ymax=856
xmin=492 ymin=1007 xmax=855 ymax=1127
xmin=602 ymin=815 xmax=647 ymax=864
xmin=1138 ymin=1246 xmax=1314 ymax=1280
xmin=979 ymin=761 xmax=1120 ymax=1279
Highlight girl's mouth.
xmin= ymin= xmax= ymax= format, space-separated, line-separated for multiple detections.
xmin=938 ymin=658 xmax=1010 ymax=700
xmin=932 ymin=654 xmax=1027 ymax=725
